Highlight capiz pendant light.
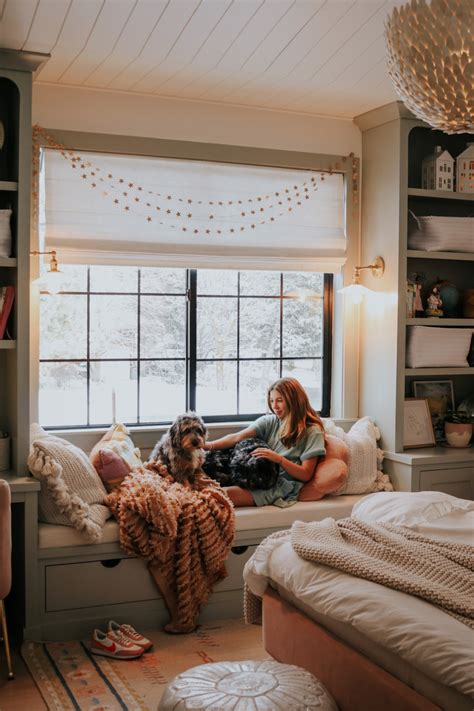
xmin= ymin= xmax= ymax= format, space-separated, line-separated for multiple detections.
xmin=385 ymin=0 xmax=473 ymax=134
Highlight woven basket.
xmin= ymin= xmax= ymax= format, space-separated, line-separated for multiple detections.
xmin=406 ymin=326 xmax=474 ymax=368
xmin=0 ymin=209 xmax=11 ymax=258
xmin=408 ymin=212 xmax=474 ymax=253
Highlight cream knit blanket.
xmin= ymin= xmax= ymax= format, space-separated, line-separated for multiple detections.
xmin=245 ymin=518 xmax=474 ymax=628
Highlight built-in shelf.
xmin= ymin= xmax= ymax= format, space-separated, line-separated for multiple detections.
xmin=0 ymin=340 xmax=16 ymax=350
xmin=0 ymin=180 xmax=18 ymax=191
xmin=406 ymin=318 xmax=474 ymax=326
xmin=407 ymin=250 xmax=474 ymax=261
xmin=407 ymin=188 xmax=474 ymax=201
xmin=0 ymin=257 xmax=16 ymax=267
xmin=405 ymin=367 xmax=474 ymax=376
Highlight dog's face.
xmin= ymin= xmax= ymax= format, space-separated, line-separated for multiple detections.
xmin=169 ymin=413 xmax=207 ymax=452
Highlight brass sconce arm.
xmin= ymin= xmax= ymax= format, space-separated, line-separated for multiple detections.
xmin=353 ymin=256 xmax=385 ymax=283
xmin=30 ymin=250 xmax=60 ymax=272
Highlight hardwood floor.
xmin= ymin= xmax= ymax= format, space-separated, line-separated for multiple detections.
xmin=0 ymin=647 xmax=47 ymax=710
xmin=0 ymin=618 xmax=267 ymax=710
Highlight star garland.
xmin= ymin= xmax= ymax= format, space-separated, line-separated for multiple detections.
xmin=32 ymin=124 xmax=358 ymax=235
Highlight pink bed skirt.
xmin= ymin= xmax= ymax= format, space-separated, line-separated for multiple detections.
xmin=262 ymin=587 xmax=440 ymax=711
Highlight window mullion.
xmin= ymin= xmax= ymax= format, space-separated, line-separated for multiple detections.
xmin=237 ymin=272 xmax=241 ymax=414
xmin=279 ymin=272 xmax=283 ymax=377
xmin=86 ymin=268 xmax=91 ymax=426
xmin=137 ymin=269 xmax=141 ymax=423
xmin=188 ymin=270 xmax=197 ymax=411
xmin=322 ymin=273 xmax=333 ymax=417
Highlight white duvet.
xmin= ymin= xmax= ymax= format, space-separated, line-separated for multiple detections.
xmin=244 ymin=491 xmax=474 ymax=699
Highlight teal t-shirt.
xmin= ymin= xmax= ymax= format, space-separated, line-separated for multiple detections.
xmin=253 ymin=414 xmax=325 ymax=482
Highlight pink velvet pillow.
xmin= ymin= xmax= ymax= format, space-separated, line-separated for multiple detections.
xmin=90 ymin=424 xmax=143 ymax=492
xmin=299 ymin=434 xmax=349 ymax=501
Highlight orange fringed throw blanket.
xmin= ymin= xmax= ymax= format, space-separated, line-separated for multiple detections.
xmin=106 ymin=467 xmax=236 ymax=629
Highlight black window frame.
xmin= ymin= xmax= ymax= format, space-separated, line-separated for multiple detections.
xmin=40 ymin=267 xmax=333 ymax=429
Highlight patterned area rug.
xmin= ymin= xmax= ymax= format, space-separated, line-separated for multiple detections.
xmin=21 ymin=618 xmax=269 ymax=710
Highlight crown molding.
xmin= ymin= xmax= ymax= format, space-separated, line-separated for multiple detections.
xmin=0 ymin=49 xmax=49 ymax=73
xmin=354 ymin=101 xmax=416 ymax=132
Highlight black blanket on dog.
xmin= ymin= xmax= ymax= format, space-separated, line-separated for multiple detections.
xmin=203 ymin=437 xmax=279 ymax=490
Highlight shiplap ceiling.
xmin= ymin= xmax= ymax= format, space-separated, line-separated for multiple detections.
xmin=0 ymin=0 xmax=403 ymax=119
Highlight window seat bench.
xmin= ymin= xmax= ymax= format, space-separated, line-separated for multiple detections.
xmin=31 ymin=495 xmax=365 ymax=641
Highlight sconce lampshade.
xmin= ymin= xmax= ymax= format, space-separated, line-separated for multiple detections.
xmin=338 ymin=256 xmax=385 ymax=304
xmin=385 ymin=0 xmax=473 ymax=134
xmin=338 ymin=283 xmax=371 ymax=305
xmin=39 ymin=270 xmax=63 ymax=295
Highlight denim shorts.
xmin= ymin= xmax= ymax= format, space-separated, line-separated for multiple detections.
xmin=251 ymin=474 xmax=304 ymax=508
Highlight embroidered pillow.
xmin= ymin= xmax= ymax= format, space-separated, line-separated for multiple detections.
xmin=90 ymin=423 xmax=143 ymax=491
xmin=299 ymin=434 xmax=348 ymax=501
xmin=28 ymin=424 xmax=110 ymax=543
xmin=323 ymin=417 xmax=393 ymax=495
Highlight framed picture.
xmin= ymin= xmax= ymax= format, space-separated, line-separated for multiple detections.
xmin=404 ymin=398 xmax=436 ymax=449
xmin=412 ymin=380 xmax=454 ymax=442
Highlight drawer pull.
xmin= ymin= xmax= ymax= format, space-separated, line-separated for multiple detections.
xmin=231 ymin=546 xmax=249 ymax=555
xmin=100 ymin=559 xmax=122 ymax=568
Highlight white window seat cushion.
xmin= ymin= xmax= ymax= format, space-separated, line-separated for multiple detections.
xmin=38 ymin=494 xmax=365 ymax=549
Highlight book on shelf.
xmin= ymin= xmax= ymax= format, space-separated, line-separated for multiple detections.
xmin=0 ymin=285 xmax=14 ymax=339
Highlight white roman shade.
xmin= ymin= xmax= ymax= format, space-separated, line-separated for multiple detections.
xmin=41 ymin=148 xmax=346 ymax=272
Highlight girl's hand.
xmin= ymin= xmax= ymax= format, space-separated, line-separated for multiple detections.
xmin=203 ymin=442 xmax=214 ymax=451
xmin=251 ymin=448 xmax=282 ymax=464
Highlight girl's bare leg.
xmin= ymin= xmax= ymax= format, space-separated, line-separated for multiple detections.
xmin=225 ymin=486 xmax=255 ymax=507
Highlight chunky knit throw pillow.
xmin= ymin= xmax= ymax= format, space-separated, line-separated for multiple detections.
xmin=28 ymin=424 xmax=110 ymax=543
xmin=322 ymin=417 xmax=392 ymax=495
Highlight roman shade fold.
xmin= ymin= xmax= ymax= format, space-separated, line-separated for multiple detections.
xmin=41 ymin=148 xmax=347 ymax=273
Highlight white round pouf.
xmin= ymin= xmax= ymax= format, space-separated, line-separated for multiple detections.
xmin=158 ymin=660 xmax=338 ymax=710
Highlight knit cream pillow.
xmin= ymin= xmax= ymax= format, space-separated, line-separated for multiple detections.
xmin=322 ymin=417 xmax=393 ymax=495
xmin=28 ymin=424 xmax=110 ymax=543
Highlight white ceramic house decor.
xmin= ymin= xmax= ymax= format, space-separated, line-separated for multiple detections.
xmin=456 ymin=143 xmax=474 ymax=194
xmin=421 ymin=147 xmax=454 ymax=191
xmin=385 ymin=0 xmax=474 ymax=134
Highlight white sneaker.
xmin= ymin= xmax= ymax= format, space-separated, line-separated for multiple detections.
xmin=108 ymin=620 xmax=153 ymax=652
xmin=90 ymin=628 xmax=144 ymax=659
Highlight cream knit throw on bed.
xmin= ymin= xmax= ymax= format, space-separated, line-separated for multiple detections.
xmin=244 ymin=518 xmax=474 ymax=628
xmin=106 ymin=467 xmax=235 ymax=629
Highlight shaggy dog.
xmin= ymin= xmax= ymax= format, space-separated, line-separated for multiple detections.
xmin=203 ymin=438 xmax=279 ymax=490
xmin=149 ymin=412 xmax=207 ymax=485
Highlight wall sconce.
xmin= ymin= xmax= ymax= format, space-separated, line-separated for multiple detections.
xmin=31 ymin=250 xmax=63 ymax=294
xmin=338 ymin=256 xmax=385 ymax=304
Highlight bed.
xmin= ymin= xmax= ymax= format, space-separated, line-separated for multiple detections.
xmin=243 ymin=491 xmax=474 ymax=711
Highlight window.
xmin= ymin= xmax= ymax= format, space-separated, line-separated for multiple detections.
xmin=39 ymin=266 xmax=331 ymax=428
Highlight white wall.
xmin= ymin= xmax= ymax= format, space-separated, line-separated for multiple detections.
xmin=32 ymin=84 xmax=361 ymax=156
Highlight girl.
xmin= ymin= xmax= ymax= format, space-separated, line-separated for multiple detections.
xmin=205 ymin=377 xmax=325 ymax=507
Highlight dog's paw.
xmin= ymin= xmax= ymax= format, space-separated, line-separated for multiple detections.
xmin=147 ymin=460 xmax=169 ymax=477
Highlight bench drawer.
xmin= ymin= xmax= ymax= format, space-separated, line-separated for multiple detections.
xmin=46 ymin=545 xmax=258 ymax=612
xmin=46 ymin=557 xmax=160 ymax=612
xmin=215 ymin=545 xmax=257 ymax=593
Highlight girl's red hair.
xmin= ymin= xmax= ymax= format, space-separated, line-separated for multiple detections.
xmin=267 ymin=377 xmax=324 ymax=447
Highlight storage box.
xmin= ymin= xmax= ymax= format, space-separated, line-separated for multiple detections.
xmin=408 ymin=212 xmax=474 ymax=253
xmin=0 ymin=209 xmax=12 ymax=257
xmin=0 ymin=435 xmax=10 ymax=471
xmin=406 ymin=326 xmax=474 ymax=368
